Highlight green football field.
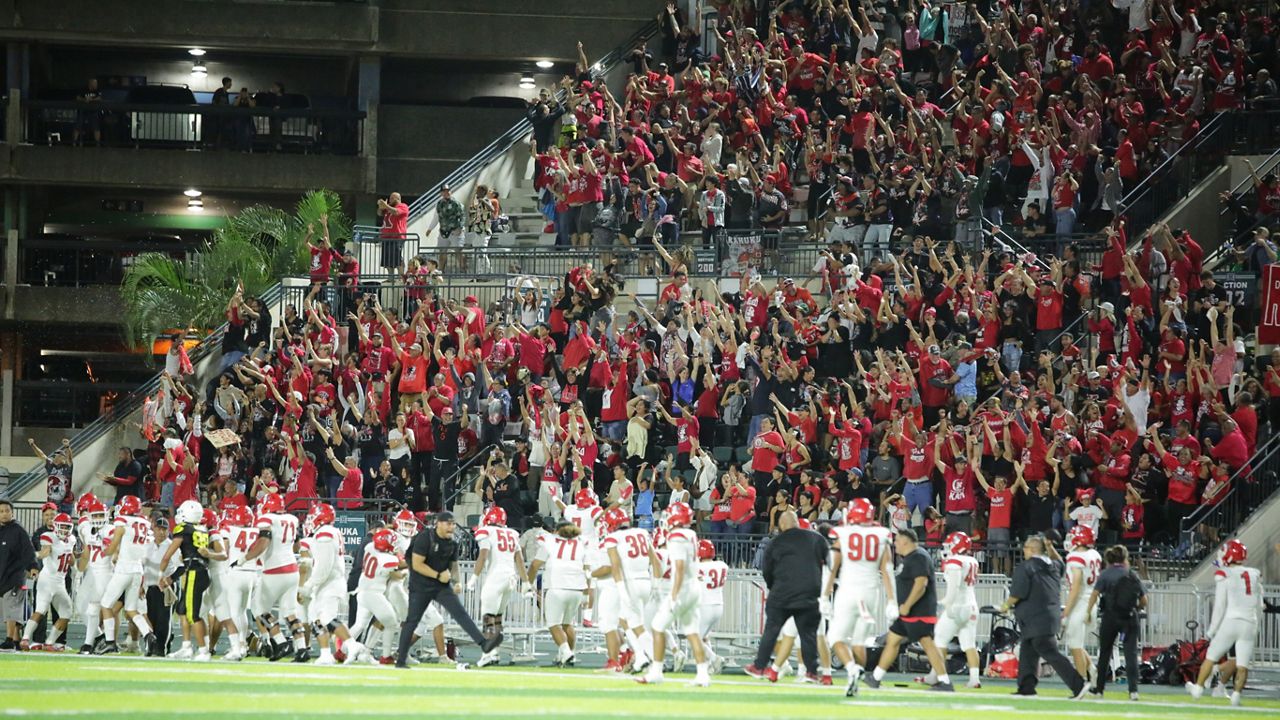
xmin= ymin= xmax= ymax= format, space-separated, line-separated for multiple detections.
xmin=3 ymin=654 xmax=1277 ymax=720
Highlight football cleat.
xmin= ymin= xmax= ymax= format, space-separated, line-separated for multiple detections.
xmin=743 ymin=664 xmax=767 ymax=679
xmin=862 ymin=674 xmax=882 ymax=689
xmin=819 ymin=675 xmax=833 ymax=686
xmin=930 ymin=682 xmax=955 ymax=692
xmin=193 ymin=649 xmax=211 ymax=662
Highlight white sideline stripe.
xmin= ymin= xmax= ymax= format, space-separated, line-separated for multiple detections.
xmin=6 ymin=655 xmax=1277 ymax=713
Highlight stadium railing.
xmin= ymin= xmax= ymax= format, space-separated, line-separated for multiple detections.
xmin=1179 ymin=430 xmax=1280 ymax=562
xmin=24 ymin=100 xmax=366 ymax=155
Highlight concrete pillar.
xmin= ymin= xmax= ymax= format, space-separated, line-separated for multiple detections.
xmin=357 ymin=57 xmax=381 ymax=112
xmin=5 ymin=90 xmax=20 ymax=146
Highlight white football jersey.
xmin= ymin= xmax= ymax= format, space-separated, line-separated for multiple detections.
xmin=39 ymin=533 xmax=75 ymax=578
xmin=110 ymin=515 xmax=153 ymax=574
xmin=208 ymin=528 xmax=230 ymax=577
xmin=698 ymin=559 xmax=729 ymax=605
xmin=225 ymin=525 xmax=260 ymax=569
xmin=1213 ymin=565 xmax=1263 ymax=624
xmin=535 ymin=532 xmax=588 ymax=591
xmin=1065 ymin=548 xmax=1103 ymax=605
xmin=357 ymin=545 xmax=401 ymax=593
xmin=940 ymin=554 xmax=979 ymax=611
xmin=829 ymin=524 xmax=892 ymax=588
xmin=562 ymin=505 xmax=604 ymax=544
xmin=665 ymin=528 xmax=698 ymax=589
xmin=255 ymin=512 xmax=301 ymax=572
xmin=82 ymin=522 xmax=113 ymax=573
xmin=475 ymin=525 xmax=521 ymax=579
xmin=307 ymin=524 xmax=344 ymax=586
xmin=602 ymin=527 xmax=653 ymax=581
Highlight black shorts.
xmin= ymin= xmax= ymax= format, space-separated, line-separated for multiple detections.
xmin=562 ymin=205 xmax=583 ymax=234
xmin=890 ymin=617 xmax=937 ymax=643
xmin=576 ymin=202 xmax=601 ymax=234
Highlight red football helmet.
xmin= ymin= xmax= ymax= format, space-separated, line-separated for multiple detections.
xmin=394 ymin=509 xmax=418 ymax=537
xmin=76 ymin=493 xmax=99 ymax=516
xmin=309 ymin=502 xmax=336 ymax=528
xmin=482 ymin=506 xmax=507 ymax=527
xmin=372 ymin=527 xmax=397 ymax=553
xmin=201 ymin=509 xmax=218 ymax=529
xmin=1067 ymin=524 xmax=1095 ymax=550
xmin=845 ymin=498 xmax=875 ymax=526
xmin=945 ymin=532 xmax=972 ymax=557
xmin=666 ymin=502 xmax=693 ymax=528
xmin=116 ymin=496 xmax=142 ymax=518
xmin=1219 ymin=539 xmax=1247 ymax=566
xmin=86 ymin=500 xmax=109 ymax=527
xmin=53 ymin=513 xmax=74 ymax=540
xmin=575 ymin=488 xmax=598 ymax=509
xmin=697 ymin=539 xmax=715 ymax=560
xmin=258 ymin=493 xmax=284 ymax=515
xmin=603 ymin=507 xmax=630 ymax=531
xmin=225 ymin=506 xmax=254 ymax=528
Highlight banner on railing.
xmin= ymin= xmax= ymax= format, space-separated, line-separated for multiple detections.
xmin=1214 ymin=271 xmax=1257 ymax=309
xmin=1260 ymin=264 xmax=1280 ymax=344
xmin=335 ymin=510 xmax=368 ymax=558
xmin=721 ymin=230 xmax=763 ymax=277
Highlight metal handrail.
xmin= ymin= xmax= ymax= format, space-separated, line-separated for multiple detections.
xmin=25 ymin=99 xmax=368 ymax=122
xmin=401 ymin=20 xmax=660 ymax=227
xmin=1220 ymin=147 xmax=1280 ymax=214
xmin=1179 ymin=430 xmax=1280 ymax=551
xmin=2 ymin=282 xmax=288 ymax=501
xmin=980 ymin=217 xmax=1050 ymax=270
xmin=1118 ymin=111 xmax=1229 ymax=212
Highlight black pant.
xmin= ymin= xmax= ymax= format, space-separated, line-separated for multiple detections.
xmin=396 ymin=581 xmax=486 ymax=665
xmin=752 ymin=601 xmax=820 ymax=673
xmin=1017 ymin=633 xmax=1084 ymax=695
xmin=146 ymin=585 xmax=172 ymax=651
xmin=409 ymin=452 xmax=431 ymax=511
xmin=179 ymin=566 xmax=211 ymax=624
xmin=433 ymin=458 xmax=459 ymax=511
xmin=1095 ymin=614 xmax=1139 ymax=694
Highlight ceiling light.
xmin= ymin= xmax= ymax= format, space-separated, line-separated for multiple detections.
xmin=183 ymin=188 xmax=202 ymax=198
xmin=187 ymin=198 xmax=204 ymax=212
xmin=188 ymin=48 xmax=206 ymax=57
xmin=520 ymin=75 xmax=535 ymax=84
xmin=191 ymin=62 xmax=207 ymax=78
xmin=535 ymin=60 xmax=555 ymax=69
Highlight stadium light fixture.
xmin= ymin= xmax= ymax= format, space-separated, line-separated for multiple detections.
xmin=535 ymin=60 xmax=555 ymax=69
xmin=183 ymin=189 xmax=202 ymax=198
xmin=188 ymin=48 xmax=206 ymax=57
xmin=191 ymin=62 xmax=207 ymax=78
xmin=187 ymin=198 xmax=204 ymax=212
xmin=519 ymin=75 xmax=536 ymax=89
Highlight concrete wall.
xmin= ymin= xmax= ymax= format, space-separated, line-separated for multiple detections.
xmin=3 ymin=145 xmax=373 ymax=194
xmin=375 ymin=105 xmax=523 ymax=193
xmin=0 ymin=0 xmax=654 ymax=61
xmin=9 ymin=285 xmax=125 ymax=326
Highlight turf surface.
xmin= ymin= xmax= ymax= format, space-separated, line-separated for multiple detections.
xmin=3 ymin=653 xmax=1277 ymax=719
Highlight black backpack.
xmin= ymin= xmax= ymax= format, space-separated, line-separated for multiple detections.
xmin=1105 ymin=570 xmax=1144 ymax=620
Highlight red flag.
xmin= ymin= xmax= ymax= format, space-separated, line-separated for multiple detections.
xmin=177 ymin=344 xmax=194 ymax=376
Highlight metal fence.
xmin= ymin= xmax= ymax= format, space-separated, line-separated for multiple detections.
xmin=24 ymin=100 xmax=366 ymax=155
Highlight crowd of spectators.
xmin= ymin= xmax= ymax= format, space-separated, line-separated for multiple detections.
xmin=34 ymin=0 xmax=1280 ymax=570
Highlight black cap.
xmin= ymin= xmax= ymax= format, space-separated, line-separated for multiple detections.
xmin=434 ymin=511 xmax=455 ymax=523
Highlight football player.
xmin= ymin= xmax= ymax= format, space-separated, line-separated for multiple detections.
xmin=603 ymin=505 xmax=656 ymax=673
xmin=75 ymin=498 xmax=113 ymax=655
xmin=925 ymin=532 xmax=982 ymax=688
xmin=243 ymin=493 xmax=307 ymax=661
xmin=22 ymin=513 xmax=75 ymax=650
xmin=1062 ymin=525 xmax=1103 ymax=684
xmin=299 ymin=503 xmax=353 ymax=665
xmin=96 ymin=496 xmax=158 ymax=655
xmin=346 ymin=528 xmax=403 ymax=665
xmin=1187 ymin=540 xmax=1263 ymax=706
xmin=636 ymin=503 xmax=711 ymax=687
xmin=159 ymin=500 xmax=224 ymax=661
xmin=220 ymin=506 xmax=260 ymax=661
xmin=528 ymin=520 xmax=588 ymax=666
xmin=470 ymin=507 xmax=527 ymax=668
xmin=824 ymin=499 xmax=895 ymax=696
xmin=696 ymin=539 xmax=728 ymax=674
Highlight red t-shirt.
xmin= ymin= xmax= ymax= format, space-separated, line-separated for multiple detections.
xmin=337 ymin=468 xmax=363 ymax=509
xmin=987 ymin=487 xmax=1014 ymax=529
xmin=942 ymin=466 xmax=976 ymax=513
xmin=751 ymin=430 xmax=785 ymax=472
xmin=1035 ymin=287 xmax=1064 ymax=330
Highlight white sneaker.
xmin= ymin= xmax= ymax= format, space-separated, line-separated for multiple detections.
xmin=690 ymin=672 xmax=711 ymax=688
xmin=1185 ymin=682 xmax=1203 ymax=700
xmin=168 ymin=646 xmax=193 ymax=660
xmin=636 ymin=667 xmax=664 ymax=685
xmin=1212 ymin=683 xmax=1228 ymax=698
xmin=1230 ymin=691 xmax=1242 ymax=707
xmin=406 ymin=654 xmax=420 ymax=666
xmin=476 ymin=651 xmax=499 ymax=668
xmin=315 ymin=654 xmax=336 ymax=666
xmin=710 ymin=655 xmax=726 ymax=675
xmin=222 ymin=649 xmax=245 ymax=662
xmin=671 ymin=649 xmax=686 ymax=674
xmin=193 ymin=650 xmax=211 ymax=662
xmin=966 ymin=679 xmax=983 ymax=689
xmin=776 ymin=660 xmax=794 ymax=679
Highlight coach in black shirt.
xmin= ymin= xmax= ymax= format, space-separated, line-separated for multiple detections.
xmin=1001 ymin=535 xmax=1086 ymax=698
xmin=748 ymin=511 xmax=827 ymax=678
xmin=428 ymin=404 xmax=465 ymax=511
xmin=864 ymin=529 xmax=953 ymax=692
xmin=395 ymin=511 xmax=500 ymax=668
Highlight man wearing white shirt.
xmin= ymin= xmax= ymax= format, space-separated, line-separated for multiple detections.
xmin=143 ymin=517 xmax=181 ymax=656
